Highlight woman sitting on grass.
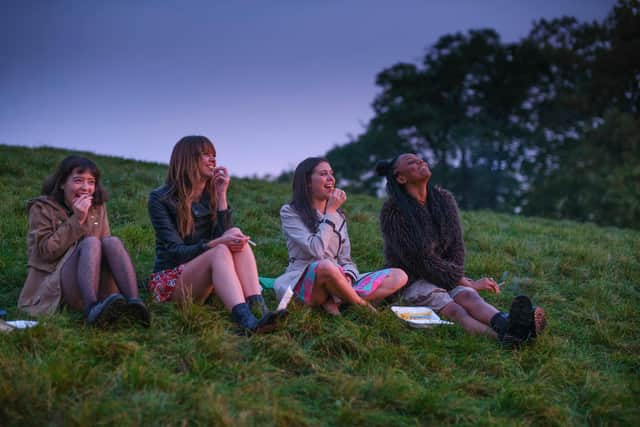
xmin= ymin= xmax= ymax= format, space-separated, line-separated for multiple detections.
xmin=18 ymin=155 xmax=150 ymax=327
xmin=274 ymin=157 xmax=408 ymax=315
xmin=147 ymin=135 xmax=285 ymax=333
xmin=376 ymin=153 xmax=546 ymax=345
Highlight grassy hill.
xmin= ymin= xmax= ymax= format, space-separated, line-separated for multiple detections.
xmin=1 ymin=144 xmax=638 ymax=426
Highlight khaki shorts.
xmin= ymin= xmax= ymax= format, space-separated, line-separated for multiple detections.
xmin=398 ymin=280 xmax=475 ymax=312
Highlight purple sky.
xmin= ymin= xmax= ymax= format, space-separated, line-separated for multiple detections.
xmin=1 ymin=0 xmax=616 ymax=177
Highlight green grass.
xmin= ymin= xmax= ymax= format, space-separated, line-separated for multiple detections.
xmin=1 ymin=144 xmax=639 ymax=426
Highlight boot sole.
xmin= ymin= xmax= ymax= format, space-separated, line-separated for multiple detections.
xmin=507 ymin=295 xmax=534 ymax=342
xmin=254 ymin=310 xmax=288 ymax=334
xmin=532 ymin=306 xmax=546 ymax=339
xmin=121 ymin=300 xmax=151 ymax=327
xmin=91 ymin=295 xmax=127 ymax=327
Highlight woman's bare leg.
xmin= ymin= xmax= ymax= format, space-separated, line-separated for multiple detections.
xmin=230 ymin=245 xmax=262 ymax=298
xmin=440 ymin=301 xmax=497 ymax=338
xmin=362 ymin=268 xmax=408 ymax=302
xmin=172 ymin=245 xmax=244 ymax=309
xmin=60 ymin=237 xmax=102 ymax=312
xmin=309 ymin=260 xmax=368 ymax=313
xmin=453 ymin=288 xmax=499 ymax=325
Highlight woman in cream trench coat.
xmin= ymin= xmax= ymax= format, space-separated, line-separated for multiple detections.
xmin=274 ymin=157 xmax=407 ymax=315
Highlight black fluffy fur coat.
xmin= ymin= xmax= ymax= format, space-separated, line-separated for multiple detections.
xmin=379 ymin=186 xmax=465 ymax=290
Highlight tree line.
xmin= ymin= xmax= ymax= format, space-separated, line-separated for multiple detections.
xmin=322 ymin=0 xmax=639 ymax=229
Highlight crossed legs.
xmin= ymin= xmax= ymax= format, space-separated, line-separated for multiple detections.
xmin=308 ymin=261 xmax=408 ymax=314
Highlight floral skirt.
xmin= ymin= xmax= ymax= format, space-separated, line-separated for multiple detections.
xmin=147 ymin=264 xmax=185 ymax=303
xmin=293 ymin=260 xmax=390 ymax=305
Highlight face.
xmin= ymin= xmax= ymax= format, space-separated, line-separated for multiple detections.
xmin=198 ymin=146 xmax=217 ymax=179
xmin=309 ymin=161 xmax=335 ymax=201
xmin=61 ymin=168 xmax=96 ymax=207
xmin=394 ymin=153 xmax=431 ymax=185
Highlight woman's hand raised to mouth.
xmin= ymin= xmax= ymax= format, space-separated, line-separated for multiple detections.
xmin=72 ymin=194 xmax=93 ymax=224
xmin=326 ymin=188 xmax=347 ymax=213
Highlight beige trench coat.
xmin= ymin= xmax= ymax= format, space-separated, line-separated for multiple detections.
xmin=18 ymin=196 xmax=110 ymax=316
xmin=274 ymin=204 xmax=359 ymax=302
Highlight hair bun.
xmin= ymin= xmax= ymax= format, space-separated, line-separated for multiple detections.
xmin=375 ymin=159 xmax=392 ymax=177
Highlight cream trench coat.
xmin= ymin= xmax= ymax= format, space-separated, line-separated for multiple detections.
xmin=274 ymin=204 xmax=359 ymax=302
xmin=18 ymin=196 xmax=109 ymax=316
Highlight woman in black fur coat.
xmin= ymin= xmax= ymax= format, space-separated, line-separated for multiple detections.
xmin=377 ymin=153 xmax=545 ymax=344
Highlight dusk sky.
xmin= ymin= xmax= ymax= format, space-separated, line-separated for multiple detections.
xmin=1 ymin=0 xmax=616 ymax=177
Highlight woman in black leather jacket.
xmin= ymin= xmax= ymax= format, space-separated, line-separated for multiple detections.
xmin=147 ymin=135 xmax=284 ymax=333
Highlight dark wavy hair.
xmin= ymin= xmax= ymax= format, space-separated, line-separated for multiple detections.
xmin=166 ymin=135 xmax=218 ymax=238
xmin=42 ymin=156 xmax=108 ymax=207
xmin=376 ymin=154 xmax=450 ymax=241
xmin=290 ymin=156 xmax=331 ymax=233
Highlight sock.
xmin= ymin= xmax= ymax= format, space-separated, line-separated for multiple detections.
xmin=490 ymin=312 xmax=509 ymax=336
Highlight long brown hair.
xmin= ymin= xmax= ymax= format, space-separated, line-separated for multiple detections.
xmin=166 ymin=135 xmax=218 ymax=238
xmin=42 ymin=155 xmax=108 ymax=207
xmin=290 ymin=157 xmax=330 ymax=233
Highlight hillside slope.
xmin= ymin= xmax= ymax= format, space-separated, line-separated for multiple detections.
xmin=1 ymin=145 xmax=638 ymax=426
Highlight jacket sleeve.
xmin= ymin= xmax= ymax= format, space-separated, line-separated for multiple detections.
xmin=214 ymin=208 xmax=233 ymax=237
xmin=29 ymin=203 xmax=86 ymax=262
xmin=280 ymin=204 xmax=341 ymax=259
xmin=380 ymin=201 xmax=463 ymax=290
xmin=148 ymin=191 xmax=207 ymax=264
xmin=99 ymin=205 xmax=111 ymax=238
xmin=336 ymin=222 xmax=359 ymax=281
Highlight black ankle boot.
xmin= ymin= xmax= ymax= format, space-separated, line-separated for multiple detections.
xmin=246 ymin=294 xmax=269 ymax=318
xmin=504 ymin=295 xmax=535 ymax=344
xmin=231 ymin=303 xmax=287 ymax=335
xmin=231 ymin=303 xmax=259 ymax=332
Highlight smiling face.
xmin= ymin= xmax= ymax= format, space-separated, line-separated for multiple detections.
xmin=61 ymin=168 xmax=96 ymax=208
xmin=198 ymin=145 xmax=217 ymax=180
xmin=308 ymin=161 xmax=335 ymax=202
xmin=393 ymin=153 xmax=431 ymax=185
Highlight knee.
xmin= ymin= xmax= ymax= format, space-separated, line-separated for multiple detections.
xmin=79 ymin=236 xmax=101 ymax=252
xmin=389 ymin=269 xmax=408 ymax=289
xmin=315 ymin=260 xmax=340 ymax=281
xmin=209 ymin=244 xmax=232 ymax=259
xmin=101 ymin=236 xmax=122 ymax=250
xmin=440 ymin=302 xmax=470 ymax=322
xmin=455 ymin=288 xmax=482 ymax=305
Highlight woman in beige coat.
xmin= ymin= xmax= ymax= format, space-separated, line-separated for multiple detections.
xmin=18 ymin=156 xmax=149 ymax=326
xmin=274 ymin=157 xmax=408 ymax=315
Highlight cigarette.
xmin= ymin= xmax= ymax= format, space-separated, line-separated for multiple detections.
xmin=497 ymin=281 xmax=505 ymax=287
xmin=248 ymin=239 xmax=256 ymax=246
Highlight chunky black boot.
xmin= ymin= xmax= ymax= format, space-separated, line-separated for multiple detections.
xmin=246 ymin=294 xmax=269 ymax=318
xmin=504 ymin=295 xmax=535 ymax=345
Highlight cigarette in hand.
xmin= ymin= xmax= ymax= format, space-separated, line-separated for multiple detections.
xmin=497 ymin=281 xmax=505 ymax=287
xmin=248 ymin=240 xmax=256 ymax=247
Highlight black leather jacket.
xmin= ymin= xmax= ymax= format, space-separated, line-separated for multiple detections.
xmin=148 ymin=185 xmax=233 ymax=272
